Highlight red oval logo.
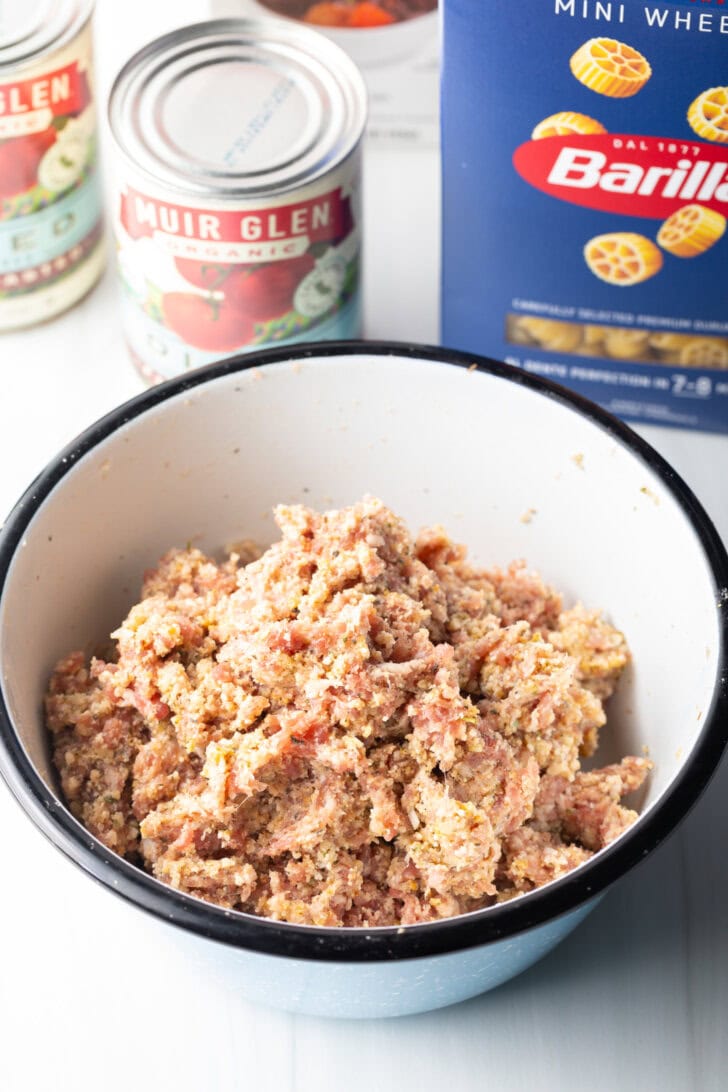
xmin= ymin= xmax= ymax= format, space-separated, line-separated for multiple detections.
xmin=513 ymin=134 xmax=728 ymax=219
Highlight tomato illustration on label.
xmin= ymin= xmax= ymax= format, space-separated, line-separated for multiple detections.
xmin=0 ymin=129 xmax=57 ymax=200
xmin=173 ymin=253 xmax=319 ymax=324
xmin=174 ymin=258 xmax=241 ymax=291
xmin=162 ymin=293 xmax=255 ymax=353
xmin=223 ymin=254 xmax=317 ymax=321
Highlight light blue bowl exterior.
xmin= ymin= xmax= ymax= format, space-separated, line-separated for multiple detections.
xmin=172 ymin=897 xmax=599 ymax=1018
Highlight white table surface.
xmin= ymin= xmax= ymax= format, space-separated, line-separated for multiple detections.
xmin=1 ymin=4 xmax=726 ymax=1090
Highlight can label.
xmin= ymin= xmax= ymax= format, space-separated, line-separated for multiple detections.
xmin=0 ymin=21 xmax=103 ymax=328
xmin=114 ymin=167 xmax=361 ymax=382
xmin=441 ymin=0 xmax=728 ymax=433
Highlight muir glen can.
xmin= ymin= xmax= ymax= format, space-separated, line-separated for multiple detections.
xmin=0 ymin=0 xmax=103 ymax=330
xmin=108 ymin=19 xmax=366 ymax=383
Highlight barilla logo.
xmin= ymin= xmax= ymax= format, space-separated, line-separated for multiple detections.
xmin=514 ymin=134 xmax=728 ymax=218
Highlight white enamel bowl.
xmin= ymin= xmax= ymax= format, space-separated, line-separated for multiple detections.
xmin=1 ymin=343 xmax=726 ymax=1018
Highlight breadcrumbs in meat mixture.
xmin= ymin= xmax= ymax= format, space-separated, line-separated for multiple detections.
xmin=46 ymin=498 xmax=651 ymax=926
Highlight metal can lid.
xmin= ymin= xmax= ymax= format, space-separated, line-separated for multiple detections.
xmin=108 ymin=18 xmax=367 ymax=200
xmin=0 ymin=0 xmax=93 ymax=70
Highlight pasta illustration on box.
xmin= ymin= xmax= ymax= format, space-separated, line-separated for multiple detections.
xmin=442 ymin=3 xmax=728 ymax=434
xmin=569 ymin=37 xmax=651 ymax=99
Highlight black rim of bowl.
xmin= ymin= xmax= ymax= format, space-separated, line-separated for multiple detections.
xmin=1 ymin=340 xmax=727 ymax=963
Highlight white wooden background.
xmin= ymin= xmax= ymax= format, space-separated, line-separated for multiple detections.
xmin=0 ymin=3 xmax=726 ymax=1089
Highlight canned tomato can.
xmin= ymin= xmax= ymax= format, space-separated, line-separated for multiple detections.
xmin=0 ymin=0 xmax=104 ymax=331
xmin=108 ymin=19 xmax=366 ymax=383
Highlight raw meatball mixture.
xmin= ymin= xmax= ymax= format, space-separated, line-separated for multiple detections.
xmin=46 ymin=498 xmax=650 ymax=926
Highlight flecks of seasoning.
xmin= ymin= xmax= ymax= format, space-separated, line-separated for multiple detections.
xmin=47 ymin=535 xmax=53 ymax=543
xmin=302 ymin=487 xmax=310 ymax=494
xmin=100 ymin=459 xmax=111 ymax=478
xmin=696 ymin=710 xmax=703 ymax=722
xmin=640 ymin=485 xmax=659 ymax=505
xmin=571 ymin=452 xmax=585 ymax=469
xmin=520 ymin=507 xmax=537 ymax=524
xmin=233 ymin=447 xmax=240 ymax=455
xmin=467 ymin=362 xmax=478 ymax=373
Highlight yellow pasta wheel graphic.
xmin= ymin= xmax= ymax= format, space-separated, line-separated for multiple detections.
xmin=678 ymin=338 xmax=728 ymax=368
xmin=584 ymin=233 xmax=663 ymax=286
xmin=570 ymin=38 xmax=651 ymax=98
xmin=531 ymin=111 xmax=607 ymax=140
xmin=657 ymin=204 xmax=727 ymax=258
xmin=687 ymin=87 xmax=728 ymax=143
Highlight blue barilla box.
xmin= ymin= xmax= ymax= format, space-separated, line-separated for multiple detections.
xmin=441 ymin=0 xmax=728 ymax=433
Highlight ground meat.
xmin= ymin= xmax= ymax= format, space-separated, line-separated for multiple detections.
xmin=45 ymin=497 xmax=650 ymax=926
